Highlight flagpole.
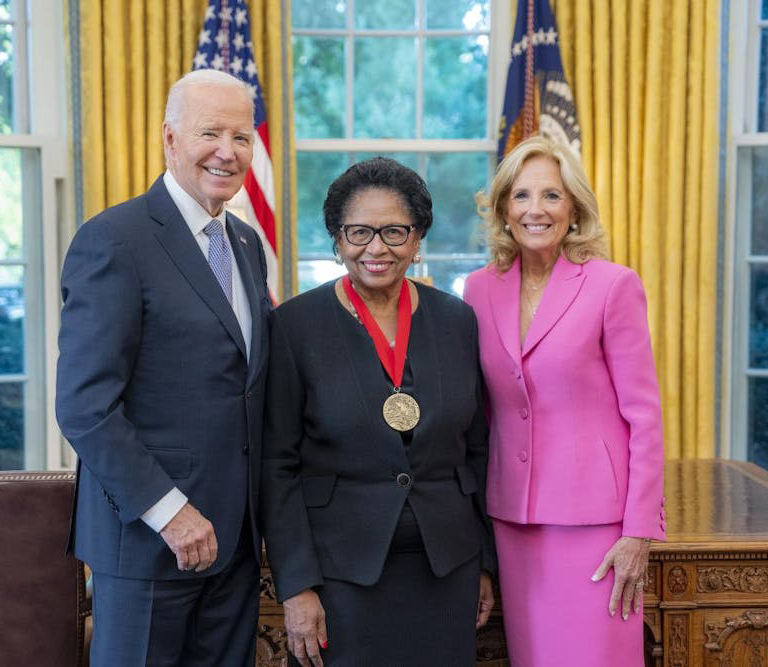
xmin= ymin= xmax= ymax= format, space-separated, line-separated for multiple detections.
xmin=523 ymin=0 xmax=535 ymax=139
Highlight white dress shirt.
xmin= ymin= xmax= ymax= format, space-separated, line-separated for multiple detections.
xmin=140 ymin=171 xmax=253 ymax=532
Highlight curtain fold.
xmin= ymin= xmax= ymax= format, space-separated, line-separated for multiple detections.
xmin=73 ymin=0 xmax=295 ymax=297
xmin=545 ymin=0 xmax=721 ymax=458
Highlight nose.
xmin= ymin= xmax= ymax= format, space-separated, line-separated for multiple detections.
xmin=365 ymin=233 xmax=388 ymax=254
xmin=214 ymin=136 xmax=236 ymax=162
xmin=528 ymin=197 xmax=544 ymax=215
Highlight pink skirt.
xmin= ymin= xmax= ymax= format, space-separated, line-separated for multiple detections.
xmin=493 ymin=520 xmax=644 ymax=667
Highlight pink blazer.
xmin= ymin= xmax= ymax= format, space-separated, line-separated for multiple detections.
xmin=464 ymin=256 xmax=666 ymax=541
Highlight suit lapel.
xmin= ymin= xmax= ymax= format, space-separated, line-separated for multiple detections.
xmin=147 ymin=178 xmax=247 ymax=360
xmin=331 ymin=285 xmax=410 ymax=470
xmin=488 ymin=257 xmax=523 ymax=370
xmin=405 ymin=285 xmax=442 ymax=469
xmin=522 ymin=255 xmax=585 ymax=357
xmin=227 ymin=216 xmax=266 ymax=387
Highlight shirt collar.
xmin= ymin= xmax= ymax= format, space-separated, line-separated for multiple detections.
xmin=163 ymin=170 xmax=227 ymax=237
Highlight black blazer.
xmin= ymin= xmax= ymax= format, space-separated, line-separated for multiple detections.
xmin=261 ymin=281 xmax=495 ymax=602
xmin=56 ymin=176 xmax=271 ymax=580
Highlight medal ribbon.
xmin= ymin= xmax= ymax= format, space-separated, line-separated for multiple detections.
xmin=342 ymin=275 xmax=411 ymax=389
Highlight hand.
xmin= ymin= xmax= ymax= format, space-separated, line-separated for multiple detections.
xmin=591 ymin=536 xmax=650 ymax=620
xmin=283 ymin=589 xmax=328 ymax=667
xmin=476 ymin=571 xmax=494 ymax=629
xmin=159 ymin=502 xmax=218 ymax=572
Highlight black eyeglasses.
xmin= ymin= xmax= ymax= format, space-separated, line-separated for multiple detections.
xmin=341 ymin=224 xmax=415 ymax=247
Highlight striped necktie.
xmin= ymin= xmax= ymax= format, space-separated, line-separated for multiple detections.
xmin=203 ymin=219 xmax=232 ymax=305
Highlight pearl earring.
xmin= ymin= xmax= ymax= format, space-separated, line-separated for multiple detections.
xmin=413 ymin=252 xmax=422 ymax=264
xmin=504 ymin=224 xmax=511 ymax=232
xmin=570 ymin=223 xmax=578 ymax=232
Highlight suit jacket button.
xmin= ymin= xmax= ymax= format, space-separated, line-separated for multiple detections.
xmin=242 ymin=444 xmax=249 ymax=455
xmin=396 ymin=473 xmax=412 ymax=487
xmin=246 ymin=392 xmax=252 ymax=400
xmin=519 ymin=407 xmax=529 ymax=419
xmin=518 ymin=451 xmax=528 ymax=462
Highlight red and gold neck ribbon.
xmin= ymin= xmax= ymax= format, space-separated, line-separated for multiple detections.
xmin=342 ymin=275 xmax=411 ymax=389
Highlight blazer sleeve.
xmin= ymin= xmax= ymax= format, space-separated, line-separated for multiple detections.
xmin=260 ymin=309 xmax=325 ymax=602
xmin=55 ymin=220 xmax=176 ymax=523
xmin=464 ymin=312 xmax=498 ymax=575
xmin=602 ymin=269 xmax=666 ymax=541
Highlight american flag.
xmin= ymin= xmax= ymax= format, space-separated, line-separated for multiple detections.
xmin=497 ymin=0 xmax=580 ymax=161
xmin=193 ymin=0 xmax=278 ymax=298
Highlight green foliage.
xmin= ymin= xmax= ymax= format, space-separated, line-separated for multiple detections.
xmin=0 ymin=22 xmax=13 ymax=133
xmin=293 ymin=37 xmax=345 ymax=139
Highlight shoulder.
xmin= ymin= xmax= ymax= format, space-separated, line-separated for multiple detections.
xmin=416 ymin=281 xmax=476 ymax=327
xmin=68 ymin=193 xmax=152 ymax=252
xmin=275 ymin=281 xmax=335 ymax=320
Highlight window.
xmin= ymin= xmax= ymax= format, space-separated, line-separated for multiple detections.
xmin=291 ymin=0 xmax=509 ymax=297
xmin=727 ymin=0 xmax=768 ymax=467
xmin=0 ymin=0 xmax=68 ymax=470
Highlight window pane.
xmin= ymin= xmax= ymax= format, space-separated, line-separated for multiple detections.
xmin=0 ymin=381 xmax=23 ymax=470
xmin=420 ymin=257 xmax=486 ymax=297
xmin=426 ymin=0 xmax=489 ymax=29
xmin=291 ymin=0 xmax=346 ymax=29
xmin=298 ymin=259 xmax=346 ymax=293
xmin=750 ymin=146 xmax=768 ymax=255
xmin=763 ymin=0 xmax=768 ymax=20
xmin=0 ymin=265 xmax=23 ymax=374
xmin=424 ymin=152 xmax=488 ymax=253
xmin=293 ymin=37 xmax=345 ymax=139
xmin=423 ymin=36 xmax=487 ymax=138
xmin=0 ymin=146 xmax=23 ymax=259
xmin=355 ymin=38 xmax=416 ymax=138
xmin=749 ymin=377 xmax=768 ymax=469
xmin=0 ymin=23 xmax=13 ymax=133
xmin=750 ymin=264 xmax=768 ymax=368
xmin=297 ymin=152 xmax=349 ymax=254
xmin=760 ymin=29 xmax=768 ymax=132
xmin=355 ymin=0 xmax=415 ymax=29
xmin=354 ymin=152 xmax=419 ymax=172
xmin=0 ymin=0 xmax=10 ymax=21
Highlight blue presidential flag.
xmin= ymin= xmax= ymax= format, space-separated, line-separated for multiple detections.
xmin=497 ymin=0 xmax=580 ymax=161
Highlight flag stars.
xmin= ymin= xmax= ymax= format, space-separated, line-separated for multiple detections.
xmin=545 ymin=27 xmax=557 ymax=44
xmin=193 ymin=51 xmax=208 ymax=68
xmin=232 ymin=33 xmax=245 ymax=51
xmin=205 ymin=5 xmax=215 ymax=21
xmin=246 ymin=60 xmax=258 ymax=78
xmin=235 ymin=8 xmax=247 ymax=26
xmin=211 ymin=53 xmax=225 ymax=70
xmin=246 ymin=83 xmax=257 ymax=100
xmin=218 ymin=6 xmax=233 ymax=22
xmin=215 ymin=29 xmax=228 ymax=49
xmin=198 ymin=29 xmax=211 ymax=46
xmin=230 ymin=57 xmax=244 ymax=75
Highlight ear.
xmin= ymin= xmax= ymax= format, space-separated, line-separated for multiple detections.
xmin=162 ymin=122 xmax=176 ymax=158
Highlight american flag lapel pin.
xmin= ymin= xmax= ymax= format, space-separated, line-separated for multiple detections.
xmin=239 ymin=236 xmax=247 ymax=245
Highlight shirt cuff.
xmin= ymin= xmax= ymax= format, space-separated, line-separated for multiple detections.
xmin=140 ymin=487 xmax=188 ymax=532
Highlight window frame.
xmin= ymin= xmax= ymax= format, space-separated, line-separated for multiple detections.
xmin=291 ymin=0 xmax=512 ymax=295
xmin=0 ymin=0 xmax=70 ymax=470
xmin=724 ymin=0 xmax=768 ymax=460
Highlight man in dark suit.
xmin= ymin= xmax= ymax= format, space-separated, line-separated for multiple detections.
xmin=56 ymin=69 xmax=270 ymax=666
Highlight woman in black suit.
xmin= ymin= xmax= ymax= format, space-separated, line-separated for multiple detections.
xmin=261 ymin=157 xmax=495 ymax=667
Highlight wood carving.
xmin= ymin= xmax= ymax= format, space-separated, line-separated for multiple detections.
xmin=256 ymin=623 xmax=288 ymax=666
xmin=645 ymin=565 xmax=657 ymax=594
xmin=668 ymin=614 xmax=688 ymax=667
xmin=697 ymin=566 xmax=768 ymax=594
xmin=704 ymin=611 xmax=768 ymax=651
xmin=668 ymin=566 xmax=688 ymax=595
xmin=260 ymin=572 xmax=278 ymax=601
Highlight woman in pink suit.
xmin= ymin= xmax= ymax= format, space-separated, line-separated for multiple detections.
xmin=464 ymin=136 xmax=666 ymax=666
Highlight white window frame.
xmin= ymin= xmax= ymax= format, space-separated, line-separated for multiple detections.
xmin=293 ymin=0 xmax=512 ymax=291
xmin=0 ymin=0 xmax=70 ymax=470
xmin=724 ymin=0 xmax=768 ymax=460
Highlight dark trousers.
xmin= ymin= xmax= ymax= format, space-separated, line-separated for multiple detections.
xmin=90 ymin=523 xmax=259 ymax=667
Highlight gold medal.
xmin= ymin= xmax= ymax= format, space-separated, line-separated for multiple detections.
xmin=382 ymin=392 xmax=420 ymax=431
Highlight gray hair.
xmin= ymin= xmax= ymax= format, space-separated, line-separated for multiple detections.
xmin=164 ymin=69 xmax=254 ymax=130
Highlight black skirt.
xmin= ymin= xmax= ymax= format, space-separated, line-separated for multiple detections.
xmin=289 ymin=504 xmax=481 ymax=667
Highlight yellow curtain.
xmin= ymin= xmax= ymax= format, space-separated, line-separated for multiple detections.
xmin=72 ymin=0 xmax=296 ymax=297
xmin=538 ymin=0 xmax=720 ymax=458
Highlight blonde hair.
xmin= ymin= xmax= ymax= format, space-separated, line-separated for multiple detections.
xmin=477 ymin=135 xmax=608 ymax=271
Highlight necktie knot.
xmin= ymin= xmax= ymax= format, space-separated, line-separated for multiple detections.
xmin=204 ymin=219 xmax=224 ymax=238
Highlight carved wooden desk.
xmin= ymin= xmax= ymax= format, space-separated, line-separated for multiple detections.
xmin=256 ymin=459 xmax=768 ymax=666
xmin=644 ymin=459 xmax=768 ymax=667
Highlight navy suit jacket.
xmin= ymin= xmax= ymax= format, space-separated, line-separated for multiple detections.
xmin=56 ymin=176 xmax=270 ymax=580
